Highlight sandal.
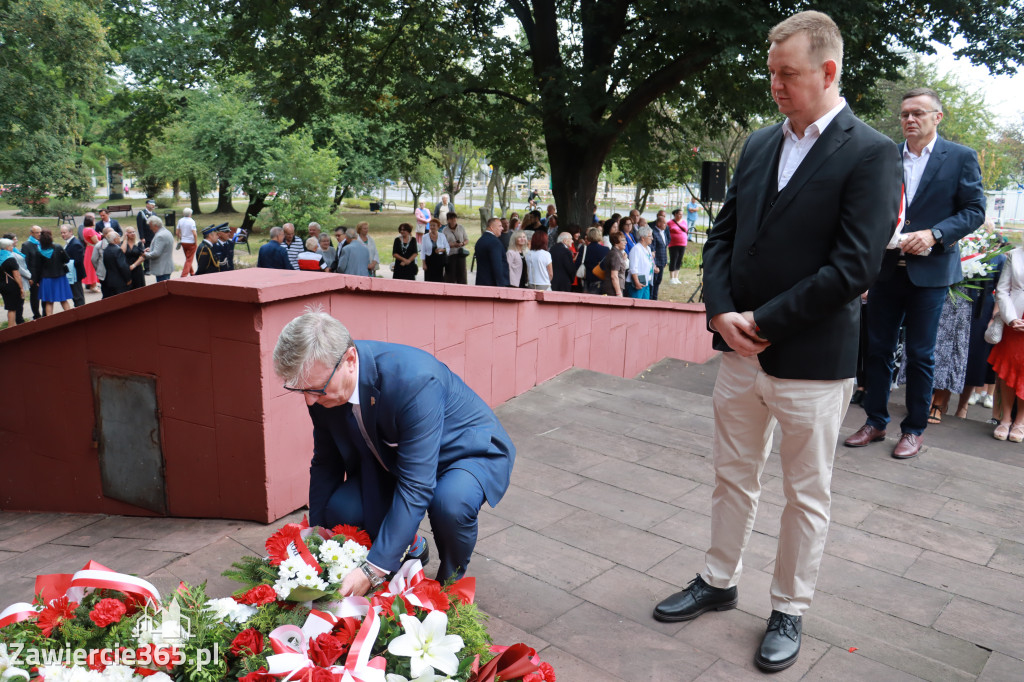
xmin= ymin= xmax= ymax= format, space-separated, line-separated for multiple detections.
xmin=927 ymin=407 xmax=943 ymax=425
xmin=1010 ymin=424 xmax=1024 ymax=443
xmin=994 ymin=423 xmax=1011 ymax=441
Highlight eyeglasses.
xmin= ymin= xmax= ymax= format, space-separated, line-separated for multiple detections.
xmin=283 ymin=356 xmax=343 ymax=396
xmin=899 ymin=109 xmax=939 ymax=121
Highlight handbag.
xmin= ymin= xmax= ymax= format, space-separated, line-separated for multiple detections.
xmin=575 ymin=245 xmax=588 ymax=278
xmin=985 ymin=316 xmax=1004 ymax=345
xmin=591 ymin=257 xmax=607 ymax=281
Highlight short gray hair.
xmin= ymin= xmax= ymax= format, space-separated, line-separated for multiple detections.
xmin=273 ymin=310 xmax=355 ymax=385
xmin=183 ymin=208 xmax=193 ymax=217
xmin=902 ymin=87 xmax=943 ymax=113
xmin=105 ymin=231 xmax=119 ymax=244
xmin=557 ymin=231 xmax=572 ymax=245
xmin=148 ymin=216 xmax=164 ymax=229
xmin=305 ymin=236 xmax=319 ymax=251
xmin=0 ymin=238 xmax=12 ymax=250
xmin=269 ymin=226 xmax=284 ymax=238
xmin=308 ymin=222 xmax=321 ymax=231
xmin=346 ymin=228 xmax=358 ymax=240
xmin=636 ymin=226 xmax=653 ymax=239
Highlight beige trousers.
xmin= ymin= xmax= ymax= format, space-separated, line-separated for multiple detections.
xmin=701 ymin=352 xmax=852 ymax=616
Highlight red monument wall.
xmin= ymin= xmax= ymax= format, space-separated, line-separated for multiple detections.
xmin=0 ymin=270 xmax=714 ymax=522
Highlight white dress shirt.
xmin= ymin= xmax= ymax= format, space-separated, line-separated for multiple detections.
xmin=777 ymin=98 xmax=847 ymax=191
xmin=902 ymin=134 xmax=937 ymax=206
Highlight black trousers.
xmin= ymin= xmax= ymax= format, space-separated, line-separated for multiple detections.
xmin=29 ymin=283 xmax=42 ymax=318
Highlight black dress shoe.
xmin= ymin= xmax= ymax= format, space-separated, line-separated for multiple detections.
xmin=653 ymin=574 xmax=737 ymax=622
xmin=754 ymin=610 xmax=801 ymax=672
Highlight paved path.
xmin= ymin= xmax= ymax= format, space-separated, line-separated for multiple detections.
xmin=2 ymin=358 xmax=1023 ymax=680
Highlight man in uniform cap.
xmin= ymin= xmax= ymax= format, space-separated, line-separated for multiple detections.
xmin=195 ymin=225 xmax=224 ymax=275
xmin=137 ymin=199 xmax=157 ymax=272
xmin=215 ymin=224 xmax=235 ymax=271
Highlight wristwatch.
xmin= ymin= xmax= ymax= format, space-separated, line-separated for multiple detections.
xmin=359 ymin=560 xmax=386 ymax=590
xmin=930 ymin=228 xmax=943 ymax=245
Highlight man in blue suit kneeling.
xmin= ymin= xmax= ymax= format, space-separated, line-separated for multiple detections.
xmin=273 ymin=310 xmax=516 ymax=596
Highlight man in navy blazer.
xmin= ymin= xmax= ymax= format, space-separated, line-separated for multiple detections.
xmin=474 ymin=217 xmax=510 ymax=287
xmin=652 ymin=12 xmax=901 ymax=672
xmin=273 ymin=311 xmax=515 ymax=595
xmin=846 ymin=87 xmax=985 ymax=459
xmin=256 ymin=226 xmax=293 ymax=270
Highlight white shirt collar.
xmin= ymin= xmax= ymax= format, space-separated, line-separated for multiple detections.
xmin=903 ymin=134 xmax=937 ymax=159
xmin=348 ymin=349 xmax=360 ymax=406
xmin=782 ymin=98 xmax=847 ymax=141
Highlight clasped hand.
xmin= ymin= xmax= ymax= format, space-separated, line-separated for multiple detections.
xmin=711 ymin=311 xmax=770 ymax=356
xmin=899 ymin=230 xmax=936 ymax=256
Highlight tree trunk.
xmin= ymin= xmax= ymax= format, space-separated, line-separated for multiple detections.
xmin=548 ymin=142 xmax=605 ymax=232
xmin=240 ymin=191 xmax=269 ymax=233
xmin=484 ymin=168 xmax=499 ymax=216
xmin=498 ymin=173 xmax=513 ymax=217
xmin=215 ymin=178 xmax=235 ymax=213
xmin=633 ymin=185 xmax=642 ymax=211
xmin=331 ymin=185 xmax=344 ymax=213
xmin=188 ymin=176 xmax=202 ymax=215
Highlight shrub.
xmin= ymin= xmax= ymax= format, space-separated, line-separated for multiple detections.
xmin=154 ymin=197 xmax=175 ymax=209
xmin=47 ymin=197 xmax=89 ymax=217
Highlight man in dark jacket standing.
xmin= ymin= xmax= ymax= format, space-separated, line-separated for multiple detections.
xmin=100 ymin=232 xmax=131 ymax=298
xmin=474 ymin=218 xmax=509 ymax=287
xmin=60 ymin=224 xmax=86 ymax=307
xmin=257 ymin=226 xmax=294 ymax=270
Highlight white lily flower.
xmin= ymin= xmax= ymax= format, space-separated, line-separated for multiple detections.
xmin=385 ymin=673 xmax=454 ymax=682
xmin=387 ymin=611 xmax=464 ymax=678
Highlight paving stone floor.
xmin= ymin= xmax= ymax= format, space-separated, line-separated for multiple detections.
xmin=2 ymin=357 xmax=1023 ymax=680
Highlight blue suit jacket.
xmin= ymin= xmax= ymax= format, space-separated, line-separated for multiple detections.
xmin=881 ymin=136 xmax=986 ymax=288
xmin=650 ymin=226 xmax=668 ymax=267
xmin=256 ymin=241 xmax=292 ymax=269
xmin=306 ymin=341 xmax=515 ymax=570
xmin=474 ymin=232 xmax=509 ymax=287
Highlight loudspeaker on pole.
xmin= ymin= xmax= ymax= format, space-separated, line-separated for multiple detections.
xmin=700 ymin=161 xmax=727 ymax=203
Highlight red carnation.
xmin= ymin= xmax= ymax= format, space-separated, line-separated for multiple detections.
xmin=239 ymin=668 xmax=276 ymax=682
xmin=37 ymin=595 xmax=78 ymax=637
xmin=330 ymin=524 xmax=372 ymax=549
xmin=230 ymin=628 xmax=265 ymax=657
xmin=234 ymin=584 xmax=278 ymax=606
xmin=89 ymin=598 xmax=127 ymax=628
xmin=308 ymin=632 xmax=345 ymax=667
xmin=525 ymin=662 xmax=557 ymax=682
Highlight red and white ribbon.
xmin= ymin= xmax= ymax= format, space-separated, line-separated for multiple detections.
xmin=1 ymin=560 xmax=161 ymax=630
xmin=339 ymin=608 xmax=385 ymax=682
xmin=377 ymin=560 xmax=447 ymax=612
xmin=267 ymin=624 xmax=315 ymax=680
xmin=0 ymin=602 xmax=38 ymax=629
xmin=320 ymin=596 xmax=370 ymax=620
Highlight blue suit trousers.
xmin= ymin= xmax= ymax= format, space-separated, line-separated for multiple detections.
xmin=320 ymin=467 xmax=486 ymax=582
xmin=863 ymin=267 xmax=947 ymax=435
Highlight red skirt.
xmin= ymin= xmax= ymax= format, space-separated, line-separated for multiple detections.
xmin=989 ymin=325 xmax=1024 ymax=401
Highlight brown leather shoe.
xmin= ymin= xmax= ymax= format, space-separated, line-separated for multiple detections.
xmin=892 ymin=433 xmax=922 ymax=459
xmin=844 ymin=424 xmax=886 ymax=447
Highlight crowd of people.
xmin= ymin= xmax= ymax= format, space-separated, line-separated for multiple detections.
xmin=254 ymin=201 xmax=702 ymax=302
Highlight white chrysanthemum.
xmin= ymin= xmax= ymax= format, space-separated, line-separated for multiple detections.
xmin=274 ymin=578 xmax=299 ymax=600
xmin=278 ymin=556 xmax=306 ymax=579
xmin=204 ymin=598 xmax=257 ymax=624
xmin=318 ymin=540 xmax=344 ymax=563
xmin=327 ymin=565 xmax=348 ymax=584
xmin=101 ymin=664 xmax=137 ymax=682
xmin=295 ymin=563 xmax=321 ymax=584
xmin=342 ymin=539 xmax=369 ymax=561
xmin=296 ymin=571 xmax=328 ymax=590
